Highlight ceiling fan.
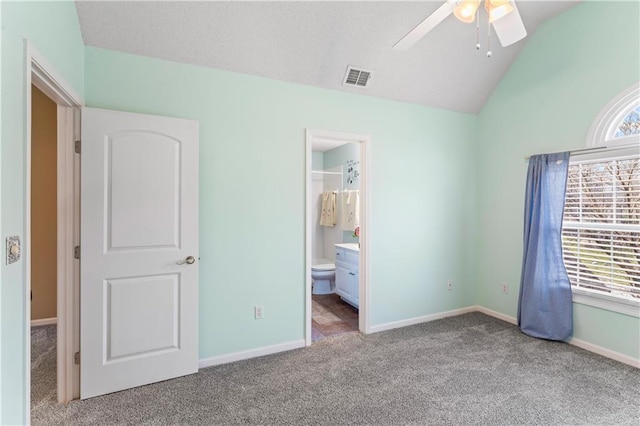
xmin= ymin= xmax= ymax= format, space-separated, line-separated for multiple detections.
xmin=393 ymin=0 xmax=527 ymax=54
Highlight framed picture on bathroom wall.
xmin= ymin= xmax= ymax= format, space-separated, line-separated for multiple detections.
xmin=346 ymin=159 xmax=360 ymax=185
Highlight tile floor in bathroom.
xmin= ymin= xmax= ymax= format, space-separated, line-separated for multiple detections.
xmin=311 ymin=294 xmax=359 ymax=342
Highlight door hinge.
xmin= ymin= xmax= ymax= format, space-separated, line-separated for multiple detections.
xmin=74 ymin=351 xmax=80 ymax=365
xmin=74 ymin=140 xmax=81 ymax=154
xmin=74 ymin=245 xmax=80 ymax=260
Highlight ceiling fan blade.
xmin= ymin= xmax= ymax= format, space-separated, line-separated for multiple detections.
xmin=492 ymin=2 xmax=527 ymax=47
xmin=393 ymin=1 xmax=456 ymax=51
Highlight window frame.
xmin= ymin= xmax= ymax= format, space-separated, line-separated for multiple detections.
xmin=586 ymin=84 xmax=640 ymax=150
xmin=568 ymin=83 xmax=640 ymax=317
xmin=563 ymin=153 xmax=639 ymax=318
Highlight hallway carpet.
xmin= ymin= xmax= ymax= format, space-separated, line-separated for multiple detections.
xmin=32 ymin=313 xmax=639 ymax=425
xmin=31 ymin=324 xmax=57 ymax=418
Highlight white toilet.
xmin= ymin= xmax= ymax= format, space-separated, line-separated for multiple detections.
xmin=311 ymin=259 xmax=336 ymax=295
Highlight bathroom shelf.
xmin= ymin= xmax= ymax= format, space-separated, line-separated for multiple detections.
xmin=312 ymin=171 xmax=343 ymax=175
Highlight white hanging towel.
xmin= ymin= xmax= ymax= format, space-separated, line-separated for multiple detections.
xmin=340 ymin=190 xmax=360 ymax=231
xmin=320 ymin=191 xmax=336 ymax=227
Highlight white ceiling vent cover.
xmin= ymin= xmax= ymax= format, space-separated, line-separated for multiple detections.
xmin=343 ymin=66 xmax=373 ymax=89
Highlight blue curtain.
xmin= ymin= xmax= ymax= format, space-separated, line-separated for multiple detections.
xmin=517 ymin=152 xmax=573 ymax=341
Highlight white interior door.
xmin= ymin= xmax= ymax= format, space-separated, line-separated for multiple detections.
xmin=80 ymin=107 xmax=199 ymax=399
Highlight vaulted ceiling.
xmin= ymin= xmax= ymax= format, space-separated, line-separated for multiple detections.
xmin=75 ymin=1 xmax=580 ymax=114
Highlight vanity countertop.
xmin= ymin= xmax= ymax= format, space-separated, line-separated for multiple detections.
xmin=334 ymin=243 xmax=359 ymax=252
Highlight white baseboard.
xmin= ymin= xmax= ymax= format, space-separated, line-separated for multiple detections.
xmin=474 ymin=305 xmax=517 ymax=324
xmin=31 ymin=317 xmax=57 ymax=327
xmin=197 ymin=306 xmax=637 ymax=372
xmin=567 ymin=337 xmax=640 ymax=368
xmin=475 ymin=305 xmax=639 ymax=369
xmin=369 ymin=306 xmax=477 ymax=333
xmin=198 ymin=339 xmax=306 ymax=369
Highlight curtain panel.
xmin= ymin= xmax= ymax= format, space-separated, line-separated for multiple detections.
xmin=518 ymin=152 xmax=573 ymax=341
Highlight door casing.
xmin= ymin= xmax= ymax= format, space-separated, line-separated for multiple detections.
xmin=25 ymin=40 xmax=84 ymax=424
xmin=304 ymin=129 xmax=371 ymax=346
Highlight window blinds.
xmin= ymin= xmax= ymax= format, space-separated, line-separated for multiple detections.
xmin=561 ymin=157 xmax=640 ymax=300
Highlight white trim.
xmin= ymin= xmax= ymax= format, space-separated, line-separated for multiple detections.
xmin=474 ymin=305 xmax=517 ymax=325
xmin=30 ymin=317 xmax=57 ymax=327
xmin=304 ymin=129 xmax=371 ymax=345
xmin=563 ymin=153 xmax=640 ymax=313
xmin=72 ymin=107 xmax=81 ymax=400
xmin=24 ymin=45 xmax=33 ymax=425
xmin=197 ymin=307 xmax=637 ymax=372
xmin=474 ymin=306 xmax=639 ymax=369
xmin=57 ymin=106 xmax=81 ymax=402
xmin=571 ymin=288 xmax=640 ymax=318
xmin=24 ymin=40 xmax=84 ymax=421
xmin=198 ymin=340 xmax=306 ymax=369
xmin=368 ymin=306 xmax=478 ymax=333
xmin=29 ymin=46 xmax=83 ymax=108
xmin=586 ymin=82 xmax=640 ymax=148
xmin=304 ymin=134 xmax=312 ymax=346
xmin=359 ymin=133 xmax=372 ymax=335
xmin=567 ymin=337 xmax=640 ymax=369
xmin=569 ymin=145 xmax=639 ymax=163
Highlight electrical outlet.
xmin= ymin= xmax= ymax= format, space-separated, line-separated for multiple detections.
xmin=254 ymin=305 xmax=264 ymax=320
xmin=501 ymin=282 xmax=509 ymax=294
xmin=447 ymin=280 xmax=453 ymax=291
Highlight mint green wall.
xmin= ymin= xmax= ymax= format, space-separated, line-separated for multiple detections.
xmin=324 ymin=143 xmax=360 ymax=191
xmin=5 ymin=2 xmax=636 ymax=424
xmin=1 ymin=1 xmax=85 ymax=423
xmin=311 ymin=152 xmax=324 ymax=171
xmin=85 ymin=46 xmax=478 ymax=357
xmin=476 ymin=1 xmax=640 ymax=358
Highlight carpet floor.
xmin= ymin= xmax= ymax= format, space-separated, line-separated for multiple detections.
xmin=31 ymin=313 xmax=640 ymax=425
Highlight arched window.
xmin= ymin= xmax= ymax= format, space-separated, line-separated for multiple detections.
xmin=562 ymin=84 xmax=639 ymax=316
xmin=613 ymin=105 xmax=640 ymax=139
xmin=587 ymin=84 xmax=640 ymax=150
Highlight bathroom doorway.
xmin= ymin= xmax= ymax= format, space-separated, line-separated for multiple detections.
xmin=304 ymin=130 xmax=370 ymax=345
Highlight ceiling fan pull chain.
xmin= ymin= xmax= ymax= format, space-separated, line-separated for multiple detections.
xmin=475 ymin=0 xmax=481 ymax=50
xmin=486 ymin=6 xmax=492 ymax=58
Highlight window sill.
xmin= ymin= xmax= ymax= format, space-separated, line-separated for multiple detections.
xmin=572 ymin=288 xmax=640 ymax=318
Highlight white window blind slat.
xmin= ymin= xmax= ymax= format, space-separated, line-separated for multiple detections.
xmin=561 ymin=158 xmax=640 ymax=302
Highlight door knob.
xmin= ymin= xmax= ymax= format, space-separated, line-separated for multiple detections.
xmin=177 ymin=256 xmax=196 ymax=265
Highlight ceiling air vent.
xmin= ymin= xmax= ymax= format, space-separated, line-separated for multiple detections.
xmin=343 ymin=66 xmax=372 ymax=89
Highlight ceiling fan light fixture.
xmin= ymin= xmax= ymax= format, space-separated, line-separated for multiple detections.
xmin=453 ymin=0 xmax=480 ymax=24
xmin=392 ymin=0 xmax=526 ymax=51
xmin=488 ymin=0 xmax=514 ymax=22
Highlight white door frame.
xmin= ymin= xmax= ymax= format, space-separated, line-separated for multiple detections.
xmin=304 ymin=129 xmax=371 ymax=346
xmin=24 ymin=40 xmax=84 ymax=422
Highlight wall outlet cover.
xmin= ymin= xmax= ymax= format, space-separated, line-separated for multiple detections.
xmin=254 ymin=305 xmax=264 ymax=320
xmin=6 ymin=235 xmax=21 ymax=265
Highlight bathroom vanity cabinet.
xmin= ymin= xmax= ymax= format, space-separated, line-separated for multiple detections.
xmin=334 ymin=244 xmax=359 ymax=308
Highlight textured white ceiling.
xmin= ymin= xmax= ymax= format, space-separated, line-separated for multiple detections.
xmin=75 ymin=1 xmax=580 ymax=114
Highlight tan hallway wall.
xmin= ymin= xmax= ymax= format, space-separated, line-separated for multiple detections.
xmin=31 ymin=85 xmax=57 ymax=321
